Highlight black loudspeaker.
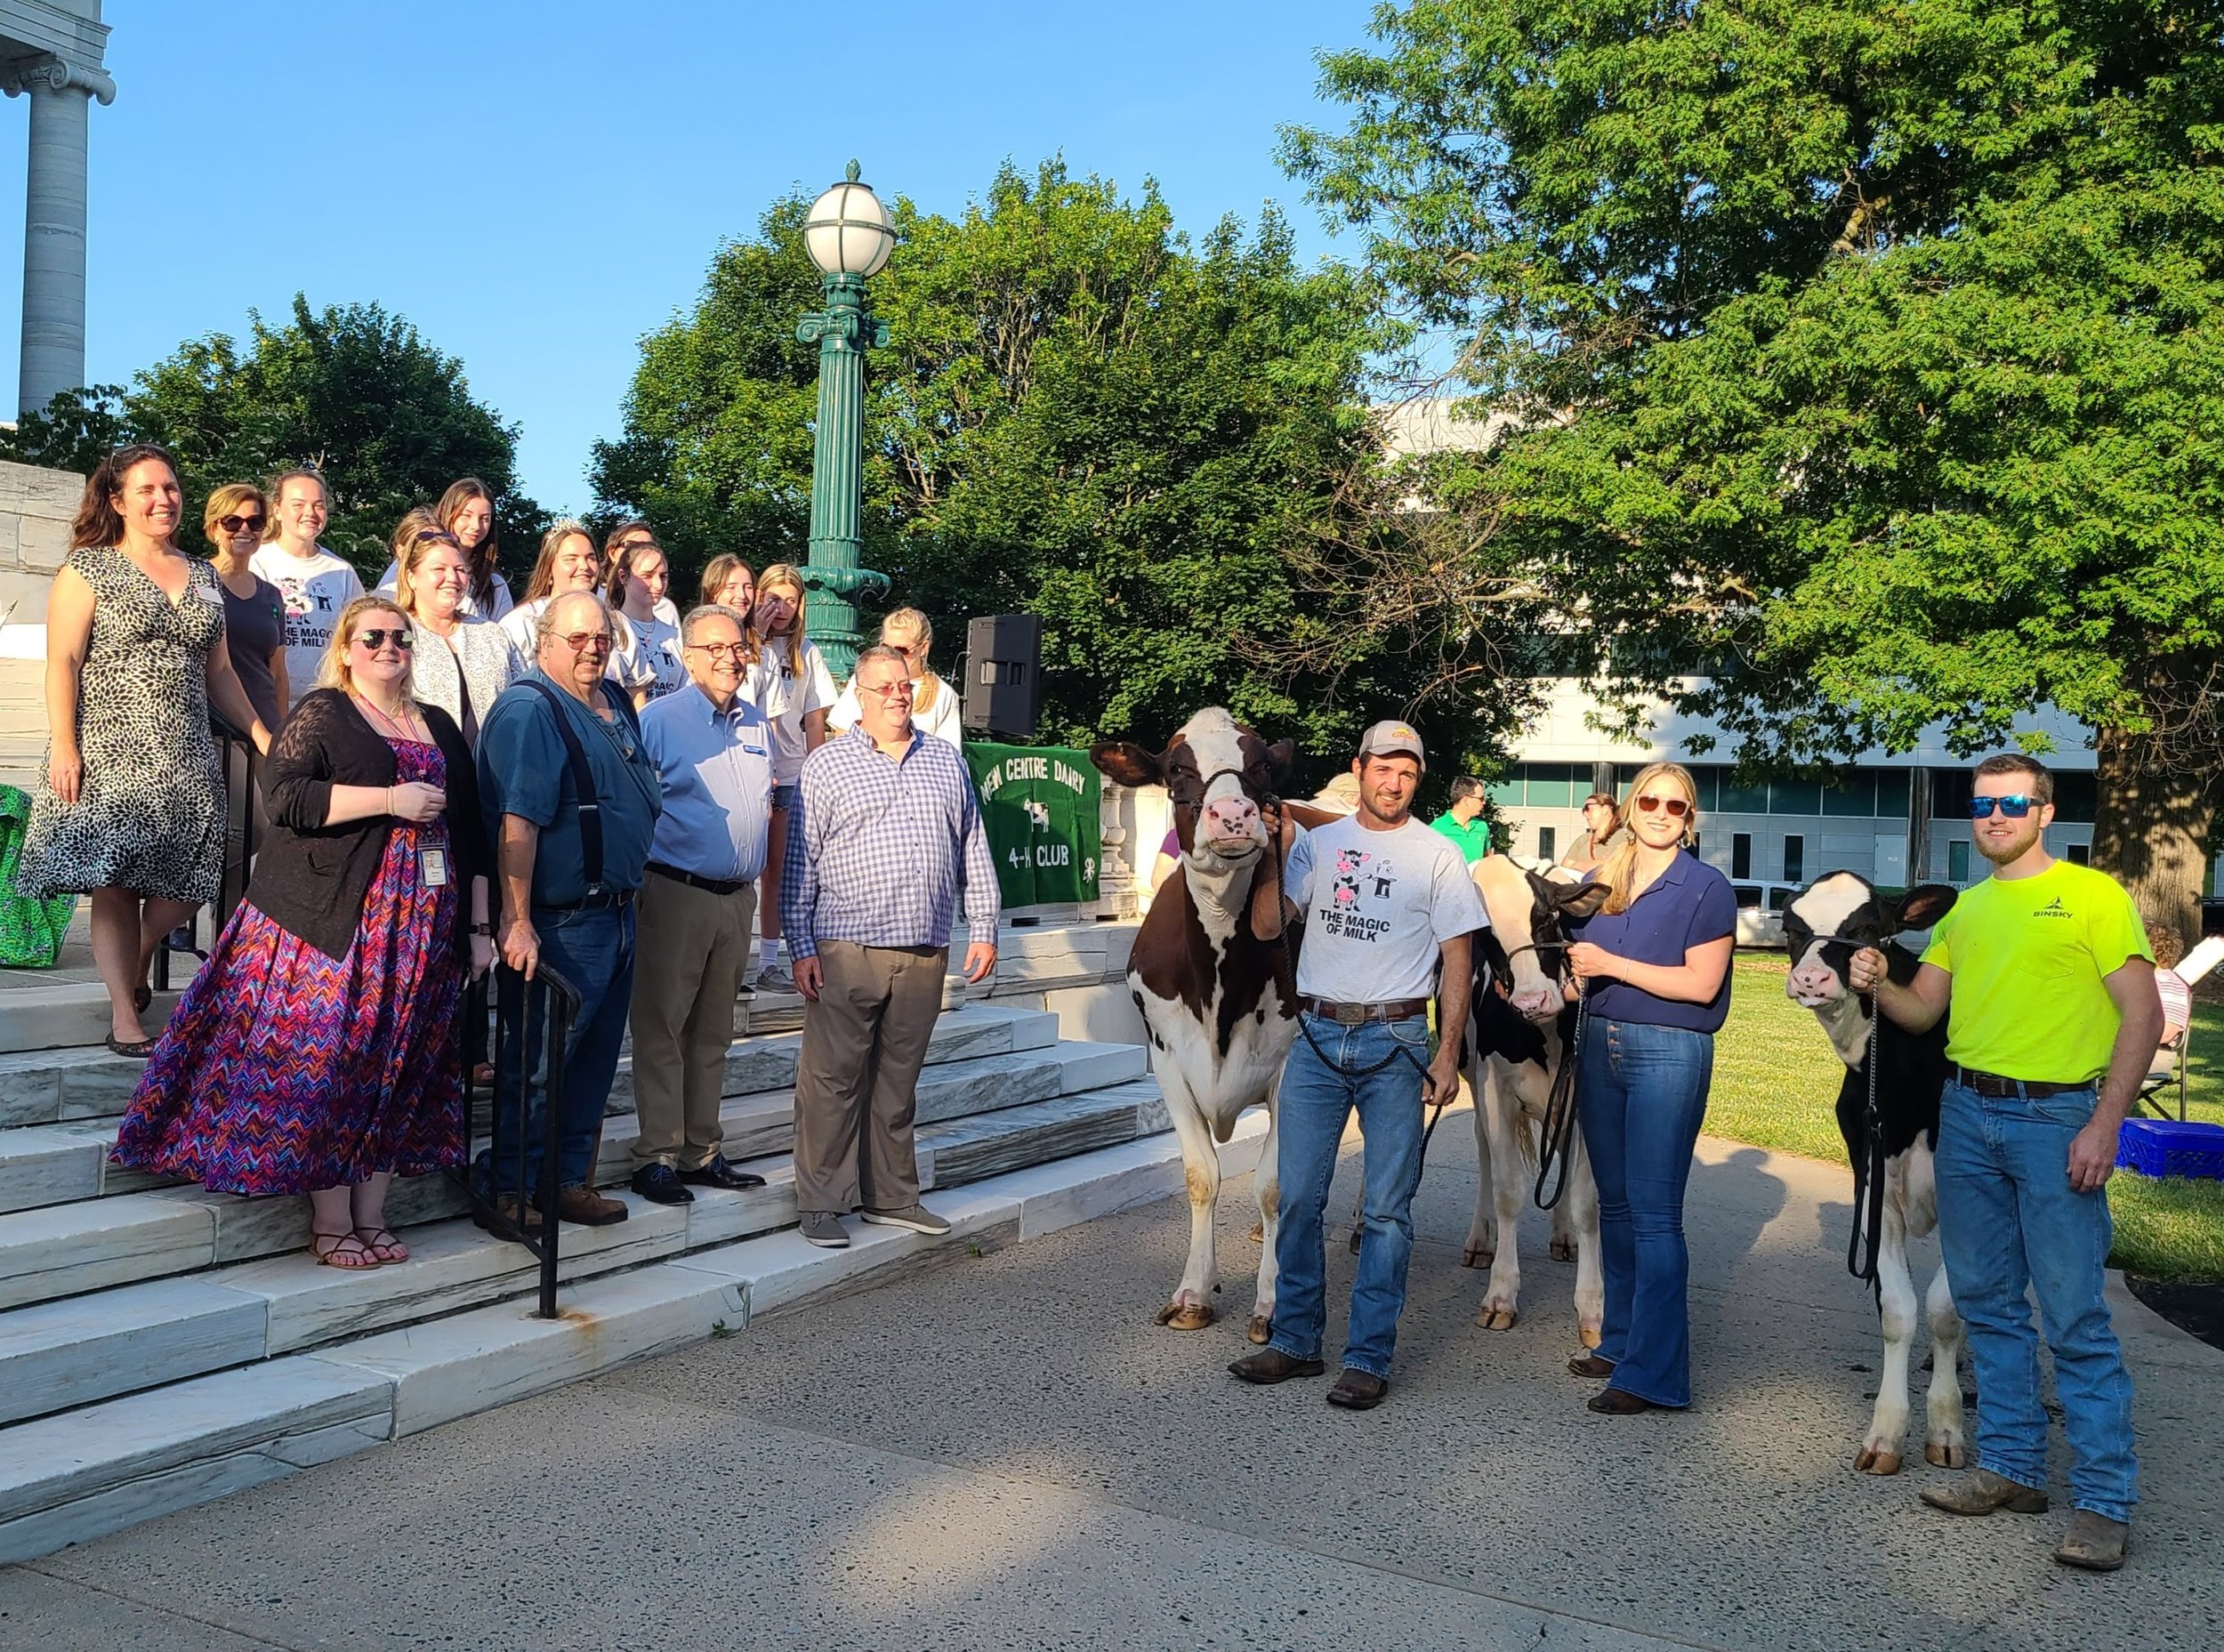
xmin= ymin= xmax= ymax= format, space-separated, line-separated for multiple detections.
xmin=963 ymin=614 xmax=1042 ymax=737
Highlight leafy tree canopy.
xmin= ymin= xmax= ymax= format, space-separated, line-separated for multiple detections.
xmin=2 ymin=295 xmax=544 ymax=580
xmin=1285 ymin=0 xmax=2224 ymax=950
xmin=594 ymin=158 xmax=1487 ymax=783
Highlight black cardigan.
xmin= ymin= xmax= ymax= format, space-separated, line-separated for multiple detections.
xmin=250 ymin=689 xmax=488 ymax=963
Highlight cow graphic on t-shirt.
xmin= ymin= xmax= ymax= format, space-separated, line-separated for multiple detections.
xmin=1322 ymin=850 xmax=1398 ymax=939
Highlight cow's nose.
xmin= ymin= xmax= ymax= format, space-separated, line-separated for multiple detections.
xmin=1203 ymin=796 xmax=1259 ymax=836
xmin=1511 ymin=987 xmax=1559 ymax=1019
xmin=1786 ymin=965 xmax=1839 ymax=999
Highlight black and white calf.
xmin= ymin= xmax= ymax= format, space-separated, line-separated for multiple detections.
xmin=1463 ymin=853 xmax=1612 ymax=1348
xmin=1783 ymin=873 xmax=1967 ymax=1476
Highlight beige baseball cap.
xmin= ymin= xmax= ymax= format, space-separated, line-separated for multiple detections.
xmin=1357 ymin=720 xmax=1425 ymax=772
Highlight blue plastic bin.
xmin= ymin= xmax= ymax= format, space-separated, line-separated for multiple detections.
xmin=2115 ymin=1117 xmax=2224 ymax=1181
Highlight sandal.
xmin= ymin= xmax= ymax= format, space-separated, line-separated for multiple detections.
xmin=310 ymin=1229 xmax=380 ymax=1269
xmin=354 ymin=1226 xmax=409 ymax=1264
xmin=104 ymin=1034 xmax=158 ymax=1060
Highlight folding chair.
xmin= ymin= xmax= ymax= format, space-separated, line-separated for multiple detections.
xmin=2139 ymin=935 xmax=2223 ymax=1123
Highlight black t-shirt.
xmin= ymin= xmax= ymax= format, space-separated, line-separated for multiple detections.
xmin=219 ymin=571 xmax=285 ymax=731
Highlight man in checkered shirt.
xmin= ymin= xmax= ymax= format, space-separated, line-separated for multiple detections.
xmin=782 ymin=643 xmax=1000 ymax=1249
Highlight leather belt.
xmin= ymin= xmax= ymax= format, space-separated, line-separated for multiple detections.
xmin=1954 ymin=1067 xmax=2085 ymax=1100
xmin=1298 ymin=995 xmax=1429 ymax=1025
xmin=648 ymin=860 xmax=750 ymax=898
xmin=538 ymin=887 xmax=636 ymax=913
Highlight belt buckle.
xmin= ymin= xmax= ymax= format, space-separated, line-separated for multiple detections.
xmin=1334 ymin=1002 xmax=1366 ymax=1027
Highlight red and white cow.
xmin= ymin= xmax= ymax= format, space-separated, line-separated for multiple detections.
xmin=1463 ymin=852 xmax=1611 ymax=1348
xmin=1091 ymin=709 xmax=1301 ymax=1342
xmin=1783 ymin=873 xmax=1968 ymax=1475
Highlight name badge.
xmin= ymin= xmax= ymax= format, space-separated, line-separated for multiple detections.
xmin=420 ymin=848 xmax=449 ymax=888
xmin=196 ymin=584 xmax=226 ymax=607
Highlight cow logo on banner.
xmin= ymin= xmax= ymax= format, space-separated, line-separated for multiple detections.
xmin=965 ymin=743 xmax=1103 ymax=908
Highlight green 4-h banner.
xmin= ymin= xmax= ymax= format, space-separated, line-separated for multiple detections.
xmin=965 ymin=743 xmax=1101 ymax=908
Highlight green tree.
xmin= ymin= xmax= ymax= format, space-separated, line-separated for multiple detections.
xmin=594 ymin=160 xmax=1486 ymax=784
xmin=1285 ymin=0 xmax=2224 ymax=955
xmin=1 ymin=295 xmax=544 ymax=581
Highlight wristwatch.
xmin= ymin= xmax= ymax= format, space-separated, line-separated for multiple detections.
xmin=470 ymin=923 xmax=493 ymax=936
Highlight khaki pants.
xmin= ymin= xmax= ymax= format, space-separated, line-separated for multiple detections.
xmin=628 ymin=869 xmax=756 ymax=1171
xmin=792 ymin=939 xmax=947 ymax=1213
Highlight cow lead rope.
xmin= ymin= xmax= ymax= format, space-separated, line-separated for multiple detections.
xmin=1533 ymin=992 xmax=1590 ymax=1212
xmin=1846 ymin=992 xmax=1889 ymax=1304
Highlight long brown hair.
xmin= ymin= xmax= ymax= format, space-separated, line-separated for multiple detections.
xmin=520 ymin=519 xmax=598 ymax=603
xmin=71 ymin=445 xmax=180 ymax=551
xmin=435 ymin=477 xmax=502 ymax=610
xmin=1593 ymin=761 xmax=1699 ymax=915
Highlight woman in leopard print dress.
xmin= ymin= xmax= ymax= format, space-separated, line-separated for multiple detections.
xmin=15 ymin=447 xmax=274 ymax=1055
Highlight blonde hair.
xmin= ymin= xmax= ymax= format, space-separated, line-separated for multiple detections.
xmin=391 ymin=516 xmax=465 ymax=619
xmin=698 ymin=552 xmax=752 ymax=607
xmin=201 ymin=482 xmax=267 ymax=547
xmin=880 ymin=607 xmax=941 ymax=714
xmin=757 ymin=561 xmax=809 ymax=657
xmin=317 ymin=595 xmax=418 ymax=700
xmin=1593 ymin=761 xmax=1698 ymax=915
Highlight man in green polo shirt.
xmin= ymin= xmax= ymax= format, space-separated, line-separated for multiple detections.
xmin=1429 ymin=776 xmax=1490 ymax=865
xmin=1852 ymin=753 xmax=2160 ymax=1573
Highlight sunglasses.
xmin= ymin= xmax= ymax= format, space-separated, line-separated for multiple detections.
xmin=217 ymin=513 xmax=265 ymax=535
xmin=354 ymin=628 xmax=414 ymax=651
xmin=1633 ymin=794 xmax=1691 ymax=818
xmin=560 ymin=631 xmax=614 ymax=652
xmin=1969 ymin=794 xmax=2035 ymax=818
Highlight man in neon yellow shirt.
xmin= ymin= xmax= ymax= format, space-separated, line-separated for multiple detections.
xmin=1852 ymin=753 xmax=2160 ymax=1573
xmin=1429 ymin=776 xmax=1490 ymax=865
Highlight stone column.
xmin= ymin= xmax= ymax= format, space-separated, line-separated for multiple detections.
xmin=4 ymin=55 xmax=116 ymax=420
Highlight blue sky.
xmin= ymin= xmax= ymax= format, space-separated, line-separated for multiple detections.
xmin=0 ymin=1 xmax=1376 ymax=512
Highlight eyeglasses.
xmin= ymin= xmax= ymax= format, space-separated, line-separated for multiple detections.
xmin=858 ymin=679 xmax=915 ymax=699
xmin=686 ymin=641 xmax=748 ymax=661
xmin=216 ymin=513 xmax=265 ymax=535
xmin=1633 ymin=794 xmax=1691 ymax=818
xmin=560 ymin=631 xmax=614 ymax=652
xmin=1970 ymin=794 xmax=2035 ymax=818
xmin=354 ymin=628 xmax=414 ymax=651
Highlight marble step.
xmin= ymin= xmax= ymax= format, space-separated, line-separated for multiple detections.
xmin=0 ymin=1113 xmax=1267 ymax=1567
xmin=0 ymin=1037 xmax=1143 ymax=1312
xmin=0 ymin=1000 xmax=1059 ymax=1133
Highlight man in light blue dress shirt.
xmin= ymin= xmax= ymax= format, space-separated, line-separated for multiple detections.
xmin=627 ymin=604 xmax=777 ymax=1205
xmin=782 ymin=644 xmax=1000 ymax=1249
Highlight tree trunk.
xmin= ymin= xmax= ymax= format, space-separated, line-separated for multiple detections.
xmin=2089 ymin=658 xmax=2220 ymax=968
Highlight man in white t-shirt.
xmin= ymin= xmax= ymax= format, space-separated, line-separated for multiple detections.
xmin=249 ymin=469 xmax=366 ymax=691
xmin=1230 ymin=720 xmax=1482 ymax=1411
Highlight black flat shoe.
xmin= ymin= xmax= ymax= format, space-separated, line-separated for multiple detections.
xmin=629 ymin=1164 xmax=695 ymax=1205
xmin=1587 ymin=1388 xmax=1659 ymax=1415
xmin=104 ymin=1035 xmax=157 ymax=1060
xmin=677 ymin=1155 xmax=766 ymax=1191
xmin=132 ymin=984 xmax=152 ymax=1013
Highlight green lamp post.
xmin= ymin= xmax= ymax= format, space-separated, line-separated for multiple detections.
xmin=794 ymin=162 xmax=894 ymax=678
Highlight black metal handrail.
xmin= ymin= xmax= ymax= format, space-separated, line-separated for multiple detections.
xmin=154 ymin=716 xmax=261 ymax=991
xmin=456 ymin=960 xmax=582 ymax=1319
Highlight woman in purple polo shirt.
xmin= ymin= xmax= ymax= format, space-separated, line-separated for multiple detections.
xmin=1563 ymin=760 xmax=1736 ymax=1414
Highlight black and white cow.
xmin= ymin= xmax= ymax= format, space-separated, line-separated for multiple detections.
xmin=1091 ymin=708 xmax=1301 ymax=1342
xmin=1783 ymin=873 xmax=1968 ymax=1475
xmin=1463 ymin=852 xmax=1612 ymax=1348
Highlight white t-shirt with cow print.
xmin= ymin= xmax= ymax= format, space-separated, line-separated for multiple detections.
xmin=1287 ymin=814 xmax=1487 ymax=1003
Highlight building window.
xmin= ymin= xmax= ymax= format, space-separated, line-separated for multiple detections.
xmin=1769 ymin=779 xmax=1824 ymax=816
xmin=1947 ymin=840 xmax=1971 ymax=883
xmin=1874 ymin=770 xmax=1912 ymax=818
xmin=1536 ymin=826 xmax=1557 ymax=862
xmin=2067 ymin=842 xmax=2091 ymax=866
xmin=1721 ymin=776 xmax=1771 ymax=815
xmin=1732 ymin=833 xmax=1753 ymax=880
xmin=1783 ymin=834 xmax=1805 ymax=885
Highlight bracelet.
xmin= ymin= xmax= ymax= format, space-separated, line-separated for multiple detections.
xmin=470 ymin=923 xmax=493 ymax=936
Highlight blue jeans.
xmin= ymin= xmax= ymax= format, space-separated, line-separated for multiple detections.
xmin=1269 ymin=1014 xmax=1431 ymax=1380
xmin=488 ymin=903 xmax=636 ymax=1196
xmin=1575 ymin=1017 xmax=1713 ymax=1407
xmin=1935 ymin=1079 xmax=2137 ymax=1521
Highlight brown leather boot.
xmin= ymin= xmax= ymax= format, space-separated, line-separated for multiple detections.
xmin=1228 ymin=1348 xmax=1325 ymax=1384
xmin=551 ymin=1184 xmax=629 ymax=1226
xmin=1921 ymin=1469 xmax=2049 ymax=1516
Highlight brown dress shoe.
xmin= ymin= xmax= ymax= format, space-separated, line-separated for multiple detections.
xmin=1568 ymin=1354 xmax=1617 ymax=1379
xmin=1229 ymin=1348 xmax=1325 ymax=1384
xmin=551 ymin=1184 xmax=629 ymax=1226
xmin=1326 ymin=1368 xmax=1389 ymax=1409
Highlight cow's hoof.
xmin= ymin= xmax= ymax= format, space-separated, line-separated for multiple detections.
xmin=1923 ymin=1439 xmax=1967 ymax=1469
xmin=1155 ymin=1301 xmax=1216 ymax=1331
xmin=1246 ymin=1221 xmax=1263 ymax=1243
xmin=1475 ymin=1306 xmax=1518 ymax=1332
xmin=1461 ymin=1242 xmax=1493 ymax=1269
xmin=1854 ymin=1446 xmax=1903 ymax=1476
xmin=1245 ymin=1314 xmax=1272 ymax=1345
xmin=1578 ymin=1325 xmax=1603 ymax=1350
xmin=1548 ymin=1237 xmax=1577 ymax=1263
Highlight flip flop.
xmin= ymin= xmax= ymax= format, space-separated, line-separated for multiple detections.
xmin=104 ymin=1035 xmax=157 ymax=1060
xmin=310 ymin=1230 xmax=380 ymax=1269
xmin=353 ymin=1227 xmax=409 ymax=1263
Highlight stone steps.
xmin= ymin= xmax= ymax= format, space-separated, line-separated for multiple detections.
xmin=0 ymin=1116 xmax=1263 ymax=1567
xmin=0 ymin=1036 xmax=1144 ymax=1311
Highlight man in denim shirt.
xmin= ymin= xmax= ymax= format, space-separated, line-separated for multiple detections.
xmin=1855 ymin=753 xmax=2160 ymax=1571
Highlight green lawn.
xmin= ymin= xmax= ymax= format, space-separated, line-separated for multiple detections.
xmin=1711 ymin=955 xmax=2224 ymax=1282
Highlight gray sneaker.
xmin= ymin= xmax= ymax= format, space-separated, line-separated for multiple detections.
xmin=860 ymin=1203 xmax=952 ymax=1237
xmin=755 ymin=963 xmax=795 ymax=993
xmin=799 ymin=1211 xmax=849 ymax=1249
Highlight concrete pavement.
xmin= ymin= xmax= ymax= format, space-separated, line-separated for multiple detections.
xmin=4 ymin=1113 xmax=2218 ymax=1651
